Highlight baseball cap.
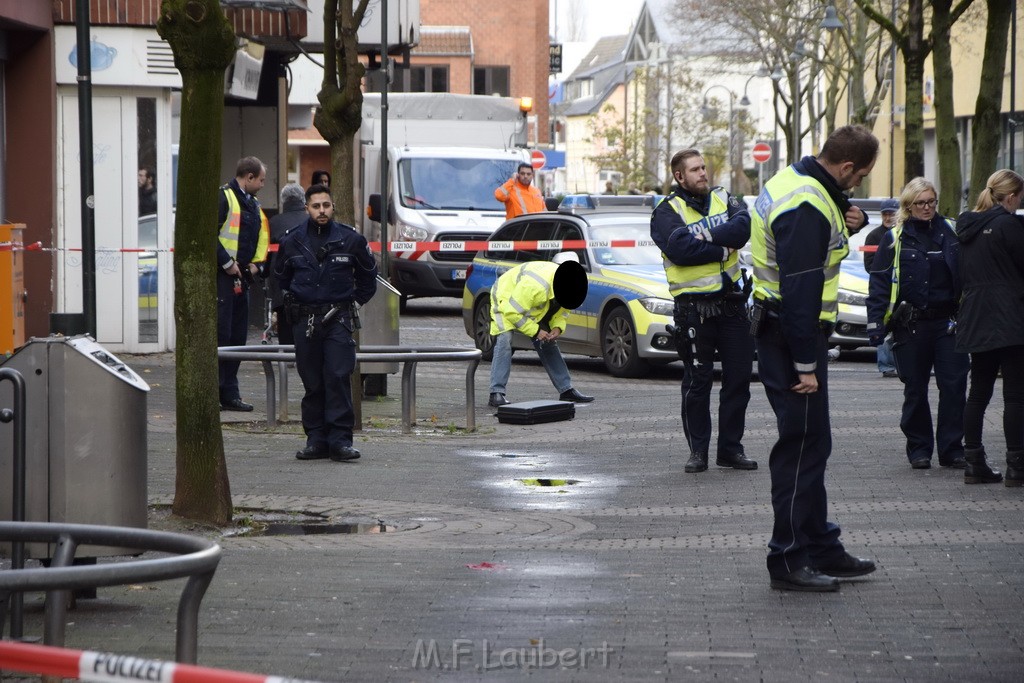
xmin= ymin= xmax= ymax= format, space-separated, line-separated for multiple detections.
xmin=880 ymin=198 xmax=899 ymax=213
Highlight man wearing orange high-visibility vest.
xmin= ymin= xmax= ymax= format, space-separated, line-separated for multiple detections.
xmin=216 ymin=156 xmax=270 ymax=412
xmin=495 ymin=163 xmax=545 ymax=219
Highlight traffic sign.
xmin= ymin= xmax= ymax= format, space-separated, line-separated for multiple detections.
xmin=530 ymin=149 xmax=547 ymax=170
xmin=752 ymin=142 xmax=772 ymax=164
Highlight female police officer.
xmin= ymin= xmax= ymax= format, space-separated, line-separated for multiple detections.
xmin=275 ymin=184 xmax=378 ymax=462
xmin=867 ymin=177 xmax=969 ymax=470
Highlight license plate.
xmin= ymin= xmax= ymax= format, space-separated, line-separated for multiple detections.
xmin=451 ymin=269 xmax=467 ymax=280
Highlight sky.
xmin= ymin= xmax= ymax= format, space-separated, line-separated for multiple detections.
xmin=550 ymin=0 xmax=645 ymax=43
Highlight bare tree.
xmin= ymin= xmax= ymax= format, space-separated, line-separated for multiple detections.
xmin=968 ymin=0 xmax=1014 ymax=209
xmin=854 ymin=0 xmax=975 ymax=188
xmin=314 ymin=0 xmax=371 ymax=226
xmin=157 ymin=0 xmax=236 ymax=524
xmin=565 ymin=0 xmax=587 ymax=42
xmin=678 ymin=0 xmax=889 ymax=179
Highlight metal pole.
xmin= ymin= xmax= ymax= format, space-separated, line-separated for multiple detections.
xmin=76 ymin=0 xmax=97 ymax=337
xmin=889 ymin=0 xmax=897 ymax=196
xmin=379 ymin=0 xmax=390 ymax=279
xmin=1010 ymin=2 xmax=1017 ymax=171
xmin=0 ymin=368 xmax=26 ymax=639
xmin=792 ymin=66 xmax=801 ymax=165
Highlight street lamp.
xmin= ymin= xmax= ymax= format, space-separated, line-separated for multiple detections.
xmin=703 ymin=84 xmax=737 ymax=192
xmin=788 ymin=4 xmax=842 ymax=164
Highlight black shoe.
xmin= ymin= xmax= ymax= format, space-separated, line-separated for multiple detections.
xmin=910 ymin=458 xmax=931 ymax=469
xmin=295 ymin=446 xmax=328 ymax=461
xmin=716 ymin=452 xmax=758 ymax=470
xmin=770 ymin=567 xmax=840 ymax=592
xmin=330 ymin=445 xmax=361 ymax=462
xmin=684 ymin=452 xmax=708 ymax=473
xmin=816 ymin=552 xmax=876 ymax=578
xmin=488 ymin=392 xmax=510 ymax=407
xmin=559 ymin=388 xmax=594 ymax=403
xmin=221 ymin=398 xmax=254 ymax=412
xmin=882 ymin=370 xmax=898 ymax=378
xmin=939 ymin=456 xmax=967 ymax=469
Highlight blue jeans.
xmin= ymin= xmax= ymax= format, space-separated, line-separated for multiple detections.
xmin=489 ymin=331 xmax=572 ymax=397
xmin=876 ymin=335 xmax=895 ymax=373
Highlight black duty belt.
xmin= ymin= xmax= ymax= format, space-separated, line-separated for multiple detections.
xmin=915 ymin=305 xmax=955 ymax=320
xmin=291 ymin=302 xmax=349 ymax=316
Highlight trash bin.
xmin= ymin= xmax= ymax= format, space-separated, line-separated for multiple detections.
xmin=359 ymin=276 xmax=401 ymax=396
xmin=0 ymin=335 xmax=149 ymax=558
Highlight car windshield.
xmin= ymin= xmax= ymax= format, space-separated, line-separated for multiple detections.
xmin=587 ymin=220 xmax=663 ymax=266
xmin=397 ymin=158 xmax=519 ymax=211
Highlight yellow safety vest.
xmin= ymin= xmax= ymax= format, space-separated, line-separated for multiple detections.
xmin=881 ymin=218 xmax=956 ymax=324
xmin=658 ymin=188 xmax=740 ymax=297
xmin=751 ymin=166 xmax=847 ymax=323
xmin=489 ymin=262 xmax=567 ymax=338
xmin=219 ymin=188 xmax=270 ymax=264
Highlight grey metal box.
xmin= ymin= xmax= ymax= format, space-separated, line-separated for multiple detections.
xmin=0 ymin=335 xmax=149 ymax=557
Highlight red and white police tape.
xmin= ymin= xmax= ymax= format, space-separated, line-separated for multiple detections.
xmin=0 ymin=641 xmax=324 ymax=683
xmin=1 ymin=239 xmax=877 ymax=254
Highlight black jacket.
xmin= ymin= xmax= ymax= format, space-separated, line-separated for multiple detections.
xmin=275 ymin=219 xmax=378 ymax=307
xmin=954 ymin=206 xmax=1024 ymax=353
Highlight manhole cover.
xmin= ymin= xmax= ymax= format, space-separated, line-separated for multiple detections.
xmin=518 ymin=478 xmax=580 ymax=487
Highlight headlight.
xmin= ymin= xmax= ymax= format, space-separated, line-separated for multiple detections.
xmin=837 ymin=289 xmax=866 ymax=306
xmin=399 ymin=223 xmax=428 ymax=241
xmin=638 ymin=297 xmax=675 ymax=316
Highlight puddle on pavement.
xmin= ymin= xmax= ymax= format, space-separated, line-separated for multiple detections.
xmin=224 ymin=511 xmax=398 ymax=537
xmin=519 ymin=478 xmax=581 ymax=487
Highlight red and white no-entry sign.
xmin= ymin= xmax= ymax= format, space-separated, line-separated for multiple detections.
xmin=752 ymin=142 xmax=772 ymax=164
xmin=530 ymin=149 xmax=547 ymax=170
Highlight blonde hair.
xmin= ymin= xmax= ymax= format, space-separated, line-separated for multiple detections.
xmin=974 ymin=169 xmax=1024 ymax=211
xmin=896 ymin=177 xmax=937 ymax=225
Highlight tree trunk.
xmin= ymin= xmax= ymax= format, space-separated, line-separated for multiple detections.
xmin=314 ymin=0 xmax=369 ymax=228
xmin=157 ymin=0 xmax=235 ymax=525
xmin=969 ymin=0 xmax=1013 ymax=209
xmin=932 ymin=0 xmax=963 ymax=217
xmin=902 ymin=0 xmax=927 ymax=182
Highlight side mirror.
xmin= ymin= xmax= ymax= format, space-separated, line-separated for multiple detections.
xmin=367 ymin=194 xmax=382 ymax=222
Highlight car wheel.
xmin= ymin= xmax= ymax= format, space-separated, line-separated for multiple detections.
xmin=473 ymin=296 xmax=495 ymax=361
xmin=601 ymin=306 xmax=650 ymax=378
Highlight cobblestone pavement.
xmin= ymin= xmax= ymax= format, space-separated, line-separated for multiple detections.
xmin=7 ymin=298 xmax=1024 ymax=682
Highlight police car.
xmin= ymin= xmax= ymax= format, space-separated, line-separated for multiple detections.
xmin=461 ymin=194 xmax=678 ymax=377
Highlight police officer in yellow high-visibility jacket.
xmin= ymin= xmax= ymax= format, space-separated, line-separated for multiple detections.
xmin=750 ymin=126 xmax=878 ymax=592
xmin=650 ymin=148 xmax=756 ymax=475
xmin=216 ymin=156 xmax=270 ymax=412
xmin=487 ymin=255 xmax=593 ymax=407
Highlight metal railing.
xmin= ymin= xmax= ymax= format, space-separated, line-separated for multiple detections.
xmin=0 ymin=522 xmax=222 ymax=664
xmin=0 ymin=367 xmax=27 ymax=639
xmin=217 ymin=344 xmax=482 ymax=433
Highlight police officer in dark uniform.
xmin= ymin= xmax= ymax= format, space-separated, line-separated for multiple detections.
xmin=217 ymin=157 xmax=270 ymax=412
xmin=867 ymin=177 xmax=968 ymax=470
xmin=650 ymin=148 xmax=756 ymax=473
xmin=751 ymin=126 xmax=878 ymax=591
xmin=275 ymin=184 xmax=378 ymax=462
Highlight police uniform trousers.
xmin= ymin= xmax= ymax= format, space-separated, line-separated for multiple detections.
xmin=755 ymin=320 xmax=845 ymax=578
xmin=891 ymin=317 xmax=969 ymax=464
xmin=216 ymin=270 xmax=250 ymax=403
xmin=673 ymin=300 xmax=752 ymax=458
xmin=291 ymin=313 xmax=357 ymax=451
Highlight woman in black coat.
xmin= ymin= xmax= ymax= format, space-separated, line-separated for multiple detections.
xmin=955 ymin=169 xmax=1024 ymax=486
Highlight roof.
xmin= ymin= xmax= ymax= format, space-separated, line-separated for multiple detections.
xmin=413 ymin=26 xmax=473 ymax=56
xmin=566 ymin=35 xmax=629 ymax=81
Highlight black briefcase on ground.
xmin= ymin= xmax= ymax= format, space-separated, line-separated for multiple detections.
xmin=496 ymin=399 xmax=575 ymax=425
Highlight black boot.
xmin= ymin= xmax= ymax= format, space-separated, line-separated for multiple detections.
xmin=684 ymin=452 xmax=708 ymax=473
xmin=964 ymin=447 xmax=1002 ymax=484
xmin=1005 ymin=450 xmax=1024 ymax=487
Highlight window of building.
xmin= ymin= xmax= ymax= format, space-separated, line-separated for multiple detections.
xmin=473 ymin=66 xmax=510 ymax=97
xmin=366 ymin=65 xmax=450 ymax=93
